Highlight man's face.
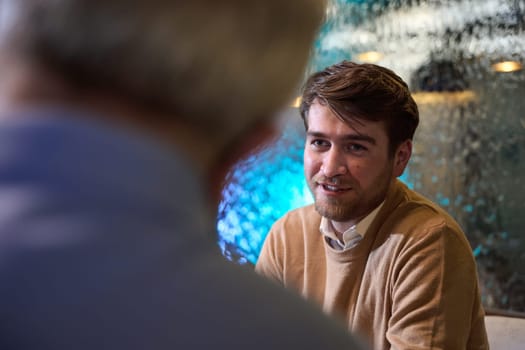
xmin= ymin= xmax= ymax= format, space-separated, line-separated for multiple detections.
xmin=304 ymin=100 xmax=409 ymax=224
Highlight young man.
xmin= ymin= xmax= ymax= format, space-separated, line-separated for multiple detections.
xmin=256 ymin=61 xmax=489 ymax=350
xmin=0 ymin=1 xmax=366 ymax=349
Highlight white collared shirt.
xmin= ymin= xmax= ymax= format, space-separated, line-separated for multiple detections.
xmin=320 ymin=201 xmax=385 ymax=251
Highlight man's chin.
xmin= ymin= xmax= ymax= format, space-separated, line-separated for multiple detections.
xmin=314 ymin=202 xmax=353 ymax=222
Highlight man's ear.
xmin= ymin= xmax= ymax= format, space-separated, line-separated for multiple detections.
xmin=392 ymin=139 xmax=412 ymax=177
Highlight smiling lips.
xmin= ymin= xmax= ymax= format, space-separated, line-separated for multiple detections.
xmin=317 ymin=181 xmax=352 ymax=193
xmin=322 ymin=184 xmax=347 ymax=192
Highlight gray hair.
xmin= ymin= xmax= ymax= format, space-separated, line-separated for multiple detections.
xmin=0 ymin=0 xmax=325 ymax=140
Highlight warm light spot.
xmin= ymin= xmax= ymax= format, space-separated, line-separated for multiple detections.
xmin=412 ymin=90 xmax=477 ymax=105
xmin=291 ymin=96 xmax=302 ymax=108
xmin=491 ymin=61 xmax=522 ymax=73
xmin=356 ymin=51 xmax=384 ymax=63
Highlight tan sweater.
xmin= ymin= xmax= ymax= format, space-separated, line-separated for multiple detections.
xmin=256 ymin=180 xmax=488 ymax=350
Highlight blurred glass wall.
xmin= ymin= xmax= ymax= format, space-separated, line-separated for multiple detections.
xmin=218 ymin=0 xmax=525 ymax=313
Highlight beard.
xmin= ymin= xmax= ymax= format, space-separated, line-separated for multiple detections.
xmin=313 ymin=194 xmax=357 ymax=222
xmin=308 ymin=173 xmax=391 ymax=223
xmin=308 ymin=175 xmax=359 ymax=221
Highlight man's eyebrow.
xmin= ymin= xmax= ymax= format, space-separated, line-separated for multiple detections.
xmin=306 ymin=131 xmax=376 ymax=145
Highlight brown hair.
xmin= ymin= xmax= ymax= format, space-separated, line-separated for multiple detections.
xmin=300 ymin=61 xmax=419 ymax=155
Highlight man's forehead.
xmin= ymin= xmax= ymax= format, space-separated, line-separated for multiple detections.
xmin=307 ymin=106 xmax=385 ymax=132
xmin=306 ymin=105 xmax=388 ymax=144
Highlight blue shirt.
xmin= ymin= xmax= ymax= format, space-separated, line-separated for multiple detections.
xmin=0 ymin=107 xmax=363 ymax=350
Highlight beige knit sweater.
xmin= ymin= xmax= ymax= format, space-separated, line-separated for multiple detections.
xmin=256 ymin=180 xmax=488 ymax=350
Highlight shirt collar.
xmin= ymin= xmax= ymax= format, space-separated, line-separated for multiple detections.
xmin=319 ymin=201 xmax=385 ymax=250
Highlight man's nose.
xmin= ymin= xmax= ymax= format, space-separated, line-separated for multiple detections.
xmin=321 ymin=148 xmax=347 ymax=178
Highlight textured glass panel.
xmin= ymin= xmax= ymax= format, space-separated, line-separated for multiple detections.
xmin=218 ymin=0 xmax=525 ymax=312
xmin=217 ymin=111 xmax=312 ymax=264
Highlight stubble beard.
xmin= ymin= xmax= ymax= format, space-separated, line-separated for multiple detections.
xmin=313 ymin=194 xmax=358 ymax=222
xmin=310 ymin=178 xmax=391 ymax=223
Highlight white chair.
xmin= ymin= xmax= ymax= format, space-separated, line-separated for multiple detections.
xmin=485 ymin=314 xmax=525 ymax=350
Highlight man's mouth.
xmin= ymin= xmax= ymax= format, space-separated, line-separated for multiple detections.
xmin=319 ymin=183 xmax=350 ymax=192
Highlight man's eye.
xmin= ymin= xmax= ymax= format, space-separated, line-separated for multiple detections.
xmin=346 ymin=143 xmax=367 ymax=152
xmin=311 ymin=139 xmax=329 ymax=148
